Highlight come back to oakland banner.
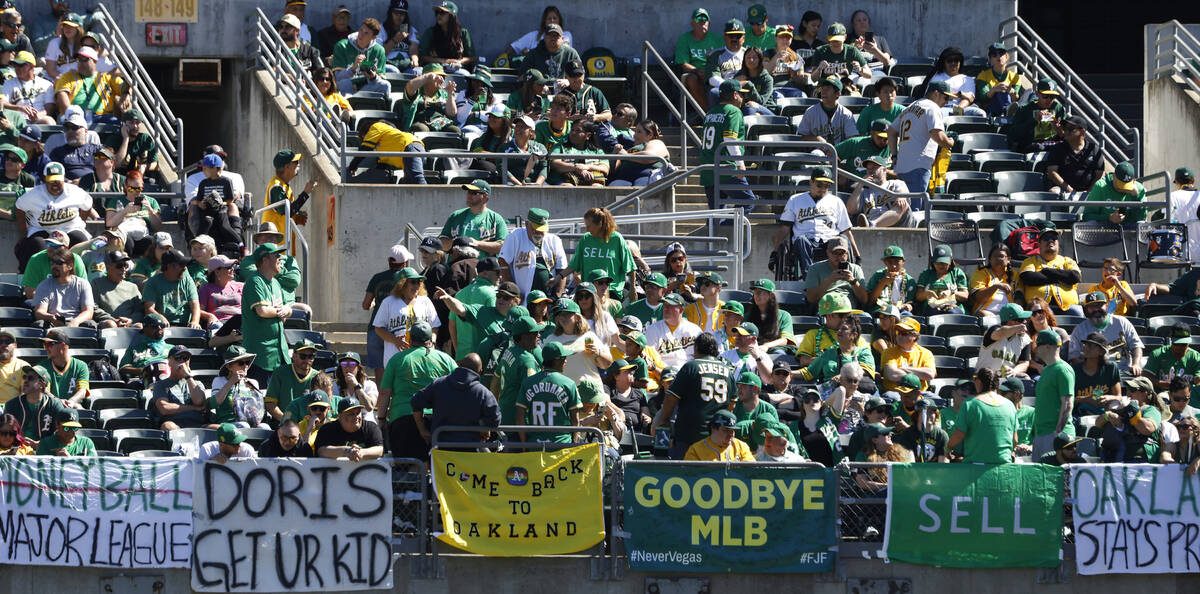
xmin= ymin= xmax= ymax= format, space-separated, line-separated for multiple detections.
xmin=431 ymin=444 xmax=605 ymax=555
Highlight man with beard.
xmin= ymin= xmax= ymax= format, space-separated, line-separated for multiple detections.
xmin=47 ymin=106 xmax=98 ymax=181
xmin=278 ymin=14 xmax=322 ymax=71
xmin=498 ymin=207 xmax=567 ymax=297
xmin=32 ymin=254 xmax=93 ymax=329
xmin=1067 ymin=291 xmax=1143 ymax=376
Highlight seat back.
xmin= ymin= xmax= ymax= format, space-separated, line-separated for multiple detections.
xmin=927 ymin=219 xmax=984 ymax=266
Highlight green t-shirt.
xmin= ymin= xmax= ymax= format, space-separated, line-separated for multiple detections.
xmin=1145 ymin=345 xmax=1200 ymax=383
xmin=238 ymin=253 xmax=301 ymax=304
xmin=567 ymin=231 xmax=635 ymax=294
xmin=141 ymin=272 xmax=198 ymax=325
xmin=331 ymin=37 xmax=387 ymax=72
xmin=0 ymin=177 xmax=27 ymax=210
xmin=494 ymin=344 xmax=542 ymax=425
xmin=956 ymin=395 xmax=1018 ymax=464
xmin=185 ymin=261 xmax=207 ymax=288
xmin=668 ymin=356 xmax=737 ymax=447
xmin=21 ymin=251 xmax=86 ymax=289
xmin=916 ymin=266 xmax=970 ymax=293
xmin=451 ymin=277 xmax=497 ymax=362
xmin=698 ymin=102 xmax=745 ymax=186
xmin=37 ymin=357 xmax=88 ymax=403
xmin=381 ymin=345 xmax=455 ymax=422
xmin=517 ymin=369 xmax=581 ymax=443
xmin=799 ymin=345 xmax=874 ymax=383
xmin=131 ymin=257 xmax=157 ymax=281
xmin=1033 ymin=360 xmax=1075 ymax=438
xmin=1081 ymin=173 xmax=1147 ymax=223
xmin=4 ymin=395 xmax=67 ymax=439
xmin=564 ymin=84 xmax=610 ymax=118
xmin=242 ymin=273 xmax=290 ymax=372
xmin=118 ymin=338 xmax=171 ymax=369
xmin=733 ymin=398 xmax=779 ymax=451
xmin=505 ymin=92 xmax=551 ymax=117
xmin=807 ymin=44 xmax=868 ymax=70
xmin=404 ymin=87 xmax=453 ymax=129
xmin=895 ymin=424 xmax=950 ymax=462
xmin=865 ymin=269 xmax=917 ymax=313
xmin=1014 ymin=405 xmax=1036 ymax=445
xmin=804 ymin=260 xmax=866 ymax=303
xmin=35 ymin=433 xmax=95 ymax=456
xmin=283 ymin=390 xmax=343 ymax=425
xmin=856 ymin=102 xmax=905 ymax=135
xmin=674 ymin=31 xmax=722 ymax=68
xmin=534 ymin=119 xmax=572 ymax=151
xmin=547 ymin=143 xmax=605 ymax=185
xmin=439 ymin=207 xmax=509 ymax=246
xmin=834 ymin=135 xmax=891 ymax=177
xmin=624 ymin=299 xmax=663 ymax=326
xmin=744 ymin=27 xmax=777 ymax=52
xmin=103 ymin=132 xmax=159 ymax=173
xmin=267 ymin=365 xmax=318 ymax=415
xmin=209 ymin=382 xmax=269 ymax=425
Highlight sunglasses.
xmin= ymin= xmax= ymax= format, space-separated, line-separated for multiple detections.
xmin=813 ymin=181 xmax=833 ymax=189
xmin=280 ymin=434 xmax=300 ymax=441
xmin=314 ymin=77 xmax=330 ymax=82
xmin=1173 ymin=397 xmax=1190 ymax=402
xmin=228 ymin=360 xmax=249 ymax=368
xmin=296 ymin=352 xmax=316 ymax=360
xmin=467 ymin=190 xmax=487 ymax=196
xmin=126 ymin=185 xmax=144 ymax=191
xmin=869 ymin=407 xmax=890 ymax=415
xmin=339 ymin=360 xmax=358 ymax=367
xmin=0 ymin=430 xmax=15 ymax=436
xmin=63 ymin=426 xmax=79 ymax=432
xmin=802 ymin=395 xmax=821 ymax=403
xmin=1030 ymin=309 xmax=1046 ymax=316
xmin=174 ymin=354 xmax=192 ymax=362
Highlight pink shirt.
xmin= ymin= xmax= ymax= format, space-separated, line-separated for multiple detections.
xmin=199 ymin=281 xmax=244 ymax=321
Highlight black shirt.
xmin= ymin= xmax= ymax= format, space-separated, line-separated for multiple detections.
xmin=313 ymin=419 xmax=384 ymax=452
xmin=195 ymin=176 xmax=235 ymax=206
xmin=1046 ymin=139 xmax=1103 ymax=192
xmin=257 ymin=434 xmax=315 ymax=457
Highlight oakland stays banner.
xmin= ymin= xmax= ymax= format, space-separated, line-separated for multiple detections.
xmin=191 ymin=459 xmax=394 ymax=592
xmin=0 ymin=456 xmax=193 ymax=568
xmin=432 ymin=443 xmax=605 ymax=555
xmin=623 ymin=463 xmax=836 ymax=573
xmin=1072 ymin=464 xmax=1200 ymax=574
xmin=883 ymin=463 xmax=1064 ymax=567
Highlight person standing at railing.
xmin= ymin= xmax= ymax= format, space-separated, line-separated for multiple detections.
xmin=263 ymin=149 xmax=315 ymax=253
xmin=516 ymin=341 xmax=583 ymax=444
xmin=1030 ymin=329 xmax=1075 ymax=458
xmin=887 ymin=80 xmax=955 ymax=197
xmin=676 ymin=8 xmax=721 ymax=110
xmin=331 ymin=18 xmax=387 ymax=94
xmin=1081 ymin=161 xmax=1146 ymax=225
xmin=1168 ymin=167 xmax=1200 ymax=265
xmin=947 ymin=368 xmax=1018 ymax=463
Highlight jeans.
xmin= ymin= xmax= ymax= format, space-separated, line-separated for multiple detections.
xmin=941 ymin=105 xmax=987 ymax=118
xmin=774 ymin=87 xmax=806 ymax=99
xmin=706 ymin=178 xmax=756 ymax=211
xmin=402 ymin=142 xmax=427 ymax=184
xmin=790 ymin=235 xmax=827 ymax=281
xmin=897 ymin=168 xmax=931 ymax=208
xmin=986 ymin=93 xmax=1013 ymax=118
xmin=743 ymin=103 xmax=775 ymax=116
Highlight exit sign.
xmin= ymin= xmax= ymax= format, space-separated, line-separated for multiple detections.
xmin=146 ymin=23 xmax=187 ymax=46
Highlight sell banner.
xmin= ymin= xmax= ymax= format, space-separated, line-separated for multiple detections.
xmin=883 ymin=463 xmax=1064 ymax=567
xmin=1072 ymin=463 xmax=1200 ymax=574
xmin=0 ymin=456 xmax=193 ymax=568
xmin=432 ymin=444 xmax=604 ymax=555
xmin=191 ymin=459 xmax=394 ymax=592
xmin=623 ymin=463 xmax=836 ymax=573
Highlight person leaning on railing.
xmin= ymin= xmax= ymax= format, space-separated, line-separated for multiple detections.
xmin=349 ymin=120 xmax=427 ymax=184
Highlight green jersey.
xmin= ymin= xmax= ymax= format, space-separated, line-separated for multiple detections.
xmin=118 ymin=338 xmax=171 ymax=369
xmin=567 ymin=231 xmax=635 ymax=294
xmin=37 ymin=358 xmax=88 ymax=403
xmin=452 ymin=277 xmax=497 ymax=362
xmin=674 ymin=31 xmax=721 ymax=68
xmin=1033 ymin=360 xmax=1075 ymax=438
xmin=534 ymin=119 xmax=572 ymax=151
xmin=141 ymin=272 xmax=198 ymax=325
xmin=283 ymin=390 xmax=342 ymax=425
xmin=494 ymin=344 xmax=542 ymax=424
xmin=698 ymin=102 xmax=746 ymax=186
xmin=562 ymin=84 xmax=610 ymax=119
xmin=1144 ymin=345 xmax=1200 ymax=387
xmin=865 ymin=269 xmax=917 ymax=313
xmin=546 ymin=143 xmax=605 ymax=185
xmin=209 ymin=381 xmax=269 ymax=425
xmin=624 ymin=299 xmax=663 ymax=326
xmin=103 ymin=132 xmax=159 ymax=173
xmin=733 ymin=399 xmax=779 ymax=451
xmin=956 ymin=394 xmax=1018 ymax=464
xmin=1081 ymin=173 xmax=1147 ymax=223
xmin=517 ymin=370 xmax=581 ymax=443
xmin=807 ymin=44 xmax=868 ymax=71
xmin=267 ymin=365 xmax=317 ymax=415
xmin=242 ymin=273 xmax=290 ymax=372
xmin=744 ymin=27 xmax=777 ymax=52
xmin=381 ymin=345 xmax=455 ymax=422
xmin=439 ymin=207 xmax=509 ymax=246
xmin=834 ymin=135 xmax=891 ymax=177
xmin=1014 ymin=405 xmax=1036 ymax=445
xmin=35 ymin=433 xmax=96 ymax=456
xmin=238 ymin=253 xmax=301 ymax=304
xmin=798 ymin=345 xmax=875 ymax=383
xmin=668 ymin=356 xmax=737 ymax=447
xmin=857 ymin=102 xmax=905 ymax=135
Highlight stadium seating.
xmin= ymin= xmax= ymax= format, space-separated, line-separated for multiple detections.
xmin=113 ymin=428 xmax=170 ymax=455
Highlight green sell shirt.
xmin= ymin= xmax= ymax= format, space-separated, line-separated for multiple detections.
xmin=517 ymin=369 xmax=581 ymax=443
xmin=439 ymin=207 xmax=509 ymax=246
xmin=1033 ymin=360 xmax=1075 ymax=438
xmin=141 ymin=272 xmax=199 ymax=325
xmin=37 ymin=357 xmax=88 ymax=402
xmin=35 ymin=433 xmax=96 ymax=456
xmin=698 ymin=102 xmax=746 ymax=187
xmin=834 ymin=136 xmax=890 ymax=177
xmin=567 ymin=231 xmax=635 ymax=294
xmin=624 ymin=299 xmax=663 ymax=326
xmin=674 ymin=31 xmax=722 ymax=68
xmin=956 ymin=394 xmax=1018 ymax=464
xmin=381 ymin=345 xmax=456 ymax=422
xmin=494 ymin=344 xmax=542 ymax=424
xmin=669 ymin=356 xmax=737 ymax=447
xmin=267 ymin=365 xmax=318 ymax=416
xmin=242 ymin=273 xmax=290 ymax=372
xmin=856 ymin=102 xmax=905 ymax=135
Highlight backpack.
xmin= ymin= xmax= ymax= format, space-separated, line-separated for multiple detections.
xmin=1004 ymin=225 xmax=1042 ymax=259
xmin=88 ymin=358 xmax=121 ymax=383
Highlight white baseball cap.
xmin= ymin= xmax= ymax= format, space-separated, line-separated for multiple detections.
xmin=390 ymin=244 xmax=413 ymax=263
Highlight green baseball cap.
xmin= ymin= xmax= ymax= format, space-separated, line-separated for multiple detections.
xmin=462 ymin=179 xmax=491 ymax=195
xmin=817 ymin=292 xmax=858 ymax=316
xmin=817 ymin=76 xmax=843 ymax=92
xmin=999 ymin=377 xmax=1025 ymax=394
xmin=122 ymin=109 xmax=144 ymax=122
xmin=22 ymin=365 xmax=50 ymax=385
xmin=869 ymin=118 xmax=890 ymax=137
xmin=731 ymin=322 xmax=759 ymax=337
xmin=397 ymin=267 xmax=425 ymax=280
xmin=410 ymin=321 xmax=434 ymax=344
xmin=691 ymin=8 xmax=709 ymax=22
xmin=932 ymin=244 xmax=953 ymax=264
xmin=750 ymin=278 xmax=775 ymax=292
xmin=526 ymin=290 xmax=552 ymax=304
xmin=272 ymin=149 xmax=302 ymax=169
xmin=586 ymin=269 xmax=614 ymax=284
xmin=720 ymin=300 xmax=745 ymax=316
xmin=724 ymin=18 xmax=745 ymax=35
xmin=553 ymin=298 xmax=581 ymax=316
xmin=1175 ymin=167 xmax=1195 ymax=182
xmin=746 ymin=4 xmax=767 ymax=25
xmin=898 ymin=373 xmax=922 ymax=391
xmin=865 ymin=395 xmax=889 ymax=411
xmin=826 ymin=22 xmax=847 ymax=41
xmin=607 ymin=358 xmax=636 ymax=376
xmin=540 ymin=341 xmax=575 ymax=362
xmin=1036 ymin=78 xmax=1060 ymax=95
xmin=864 ymin=422 xmax=894 ymax=440
xmin=575 ymin=281 xmax=597 ymax=296
xmin=810 ymin=166 xmax=835 ymax=184
xmin=526 ymin=208 xmax=550 ymax=232
xmin=578 ymin=379 xmax=605 ymax=404
xmin=662 ymin=293 xmax=686 ymax=306
xmin=422 ymin=62 xmax=446 ymax=75
xmin=1113 ymin=161 xmax=1137 ymax=191
xmin=719 ymin=78 xmax=752 ymax=94
xmin=217 ymin=423 xmax=246 ymax=445
xmin=736 ymin=370 xmax=762 ymax=387
xmin=999 ymin=303 xmax=1031 ymax=323
xmin=291 ymin=338 xmax=320 ymax=353
xmin=644 ymin=272 xmax=669 ymax=288
xmin=434 ymin=1 xmax=458 ymax=16
xmin=511 ymin=316 xmax=545 ymax=336
xmin=1171 ymin=324 xmax=1193 ymax=345
xmin=251 ymin=242 xmax=286 ymax=263
xmin=1036 ymin=328 xmax=1062 ymax=346
xmin=711 ymin=409 xmax=738 ymax=427
xmin=2 ymin=145 xmax=27 ymax=164
xmin=621 ymin=332 xmax=647 ymax=349
xmin=696 ymin=271 xmax=724 ymax=286
xmin=883 ymin=245 xmax=904 ymax=259
xmin=927 ymin=80 xmax=959 ymax=98
xmin=761 ymin=420 xmax=790 ymax=439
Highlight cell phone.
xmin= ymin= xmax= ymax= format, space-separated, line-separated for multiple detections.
xmin=864 ymin=31 xmax=875 ymax=43
xmin=654 ymin=428 xmax=670 ymax=449
xmin=838 ymin=261 xmax=849 ymax=271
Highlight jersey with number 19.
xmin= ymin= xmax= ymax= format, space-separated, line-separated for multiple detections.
xmin=889 ymin=97 xmax=945 ymax=174
xmin=698 ymin=103 xmax=746 ymax=186
xmin=669 ymin=355 xmax=736 ymax=446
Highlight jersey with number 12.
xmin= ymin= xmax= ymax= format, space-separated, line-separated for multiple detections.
xmin=891 ymin=97 xmax=945 ymax=173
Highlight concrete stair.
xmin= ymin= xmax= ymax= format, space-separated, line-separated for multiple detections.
xmin=312 ymin=321 xmax=366 ymax=355
xmin=1080 ymin=72 xmax=1143 ymax=133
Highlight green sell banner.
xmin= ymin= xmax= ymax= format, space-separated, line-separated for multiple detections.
xmin=883 ymin=463 xmax=1064 ymax=567
xmin=623 ymin=463 xmax=836 ymax=573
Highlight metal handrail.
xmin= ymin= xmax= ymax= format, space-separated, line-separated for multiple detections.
xmin=91 ymin=3 xmax=184 ymax=187
xmin=999 ymin=16 xmax=1141 ymax=173
xmin=714 ymin=140 xmax=839 ymax=201
xmin=1148 ymin=20 xmax=1200 ymax=99
xmin=253 ymin=197 xmax=309 ymax=304
xmin=640 ymin=41 xmax=704 ymax=165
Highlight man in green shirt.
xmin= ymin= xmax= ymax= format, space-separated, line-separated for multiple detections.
xmin=834 ymin=119 xmax=891 ymax=179
xmin=675 ymin=8 xmax=721 ymax=109
xmin=743 ymin=4 xmax=776 ymax=50
xmin=35 ymin=408 xmax=95 ymax=456
xmin=700 ymin=79 xmax=754 ymax=210
xmin=517 ymin=341 xmax=582 ymax=444
xmin=625 ymin=272 xmax=667 ymax=325
xmin=731 ymin=371 xmax=779 ymax=452
xmin=1081 ymin=161 xmax=1147 ymax=224
xmin=269 ymin=338 xmax=320 ymax=422
xmin=534 ymin=93 xmax=574 ymax=151
xmin=242 ymin=243 xmax=292 ymax=385
xmin=1000 ymin=377 xmax=1035 ymax=453
xmin=91 ymin=250 xmax=143 ymax=329
xmin=948 ymin=385 xmax=1018 ymax=464
xmin=491 ymin=316 xmax=544 ymax=424
xmin=807 ymin=23 xmax=870 ymax=79
xmin=37 ymin=330 xmax=89 ymax=407
xmin=1 ymin=365 xmax=67 ymax=443
xmin=238 ymin=223 xmax=304 ymax=306
xmin=1031 ymin=329 xmax=1074 ymax=458
xmin=521 ymin=24 xmax=579 ymax=80
xmin=438 ymin=180 xmax=508 ymax=256
xmin=142 ymin=249 xmax=200 ymax=328
xmin=117 ymin=313 xmax=171 ymax=380
xmin=331 ymin=18 xmax=387 ymax=94
xmin=857 ymin=78 xmax=904 ymax=135
xmin=0 ymin=144 xmax=32 ymax=214
xmin=104 ymin=109 xmax=159 ymax=176
xmin=437 ymin=279 xmax=522 ymax=356
xmin=1144 ymin=323 xmax=1200 ymax=393
xmin=447 ymin=257 xmax=499 ymax=361
xmin=378 ymin=321 xmax=455 ymax=458
xmin=21 ymin=230 xmax=86 ymax=299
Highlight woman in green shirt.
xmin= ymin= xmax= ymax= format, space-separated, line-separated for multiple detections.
xmin=788 ymin=387 xmax=844 ymax=467
xmin=948 ymin=368 xmax=1018 ymax=464
xmin=735 ymin=47 xmax=775 ymax=115
xmin=797 ymin=315 xmax=874 ymax=383
xmin=466 ymin=104 xmax=511 ymax=178
xmin=744 ymin=278 xmax=794 ymax=352
xmin=547 ymin=121 xmax=608 ymax=186
xmin=506 ymin=69 xmax=551 ymax=116
xmin=916 ymin=244 xmax=969 ymax=315
xmin=131 ymin=233 xmax=172 ymax=284
xmin=566 ymin=207 xmax=635 ymax=297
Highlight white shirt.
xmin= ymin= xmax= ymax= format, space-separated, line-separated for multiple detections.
xmin=197 ymin=440 xmax=257 ymax=460
xmin=372 ymin=294 xmax=441 ymax=364
xmin=1170 ymin=188 xmax=1200 ymax=264
xmin=890 ymin=97 xmax=946 ymax=173
xmin=185 ymin=170 xmax=246 ymax=200
xmin=15 ymin=183 xmax=93 ymax=236
xmin=780 ymin=191 xmax=852 ymax=242
xmin=497 ymin=228 xmax=568 ymax=295
xmin=720 ymin=347 xmax=771 ymax=378
xmin=332 ymin=380 xmax=380 ymax=424
xmin=546 ymin=331 xmax=605 ymax=387
xmin=2 ymin=76 xmax=52 ymax=109
xmin=930 ymin=72 xmax=975 ymax=99
xmin=643 ymin=318 xmax=702 ymax=371
xmin=510 ymin=29 xmax=574 ymax=54
xmin=706 ymin=47 xmax=746 ymax=88
xmin=375 ymin=24 xmax=419 ymax=60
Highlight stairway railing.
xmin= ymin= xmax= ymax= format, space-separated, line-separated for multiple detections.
xmin=1148 ymin=20 xmax=1200 ymax=99
xmin=640 ymin=41 xmax=704 ymax=166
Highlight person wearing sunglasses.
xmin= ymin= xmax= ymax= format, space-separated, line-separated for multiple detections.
xmin=0 ymin=412 xmax=34 ymax=455
xmin=34 ymin=408 xmax=94 ymax=456
xmin=208 ymin=345 xmax=268 ymax=429
xmin=150 ymin=345 xmax=212 ymax=431
xmin=270 ymin=339 xmax=321 ymax=423
xmin=777 ymin=167 xmax=859 ymax=281
xmin=257 ymin=418 xmax=313 ymax=458
xmin=116 ymin=312 xmax=170 ymax=381
xmin=2 ymin=365 xmax=67 ymax=444
xmin=1166 ymin=376 xmax=1199 ymax=424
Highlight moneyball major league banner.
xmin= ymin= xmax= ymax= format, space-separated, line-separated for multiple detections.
xmin=883 ymin=463 xmax=1064 ymax=567
xmin=0 ymin=456 xmax=193 ymax=568
xmin=623 ymin=463 xmax=837 ymax=573
xmin=432 ymin=444 xmax=605 ymax=555
xmin=1072 ymin=463 xmax=1200 ymax=574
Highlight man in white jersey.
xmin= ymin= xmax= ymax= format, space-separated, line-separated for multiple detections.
xmin=1169 ymin=167 xmax=1200 ymax=265
xmin=887 ymin=80 xmax=956 ymax=202
xmin=643 ymin=293 xmax=702 ymax=371
xmin=14 ymin=161 xmax=94 ymax=271
xmin=719 ymin=322 xmax=773 ymax=381
xmin=498 ymin=207 xmax=568 ymax=297
xmin=775 ymin=166 xmax=857 ymax=279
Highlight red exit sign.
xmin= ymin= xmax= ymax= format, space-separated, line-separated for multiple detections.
xmin=146 ymin=23 xmax=187 ymax=46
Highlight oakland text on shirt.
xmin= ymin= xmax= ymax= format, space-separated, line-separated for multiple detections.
xmin=36 ymin=206 xmax=80 ymax=226
xmin=654 ymin=332 xmax=696 ymax=355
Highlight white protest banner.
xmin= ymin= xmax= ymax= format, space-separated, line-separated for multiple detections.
xmin=191 ymin=458 xmax=394 ymax=592
xmin=0 ymin=456 xmax=193 ymax=568
xmin=1072 ymin=463 xmax=1200 ymax=574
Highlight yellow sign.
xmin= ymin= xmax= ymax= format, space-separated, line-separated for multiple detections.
xmin=432 ymin=444 xmax=605 ymax=556
xmin=135 ymin=0 xmax=198 ymax=24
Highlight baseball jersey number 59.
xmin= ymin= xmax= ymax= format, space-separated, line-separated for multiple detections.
xmin=699 ymin=376 xmax=729 ymax=403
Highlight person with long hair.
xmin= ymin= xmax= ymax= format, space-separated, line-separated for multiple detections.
xmin=466 ymin=104 xmax=510 ymax=177
xmin=43 ymin=16 xmax=83 ymax=81
xmin=566 ymin=207 xmax=635 ymax=298
xmin=916 ymin=244 xmax=969 ymax=315
xmin=378 ymin=1 xmax=419 ymax=72
xmin=506 ymin=6 xmax=573 ymax=58
xmin=311 ymin=66 xmax=354 ymax=124
xmin=791 ymin=11 xmax=823 ymax=56
xmin=970 ymin=243 xmax=1017 ymax=322
xmin=457 ymin=71 xmax=498 ymax=135
xmin=546 ymin=299 xmax=612 ymax=405
xmin=922 ymin=46 xmax=985 ymax=116
xmin=765 ymin=25 xmax=801 ymax=76
xmin=333 ymin=352 xmax=379 ymax=421
xmin=418 ymin=2 xmax=475 ymax=74
xmin=1024 ymin=297 xmax=1069 ymax=376
xmin=105 ymin=170 xmax=163 ymax=259
xmin=548 ymin=120 xmax=608 ymax=186
xmin=947 ymin=368 xmax=1019 ymax=463
xmin=735 ymin=46 xmax=775 ymax=115
xmin=372 ymin=267 xmax=440 ymax=365
xmin=608 ymin=120 xmax=670 ymax=187
xmin=506 ymin=69 xmax=552 ymax=116
xmin=574 ymin=282 xmax=619 ymax=348
xmin=788 ymin=386 xmax=847 ymax=467
xmin=855 ymin=423 xmax=912 ymax=488
xmin=870 ymin=304 xmax=901 ymax=365
xmin=660 ymin=243 xmax=696 ymax=298
xmin=797 ymin=314 xmax=874 ymax=384
xmin=746 ymin=279 xmax=795 ymax=351
xmin=0 ymin=413 xmax=34 ymax=455
xmin=847 ymin=9 xmax=891 ymax=64
xmin=130 ymin=232 xmax=172 ymax=285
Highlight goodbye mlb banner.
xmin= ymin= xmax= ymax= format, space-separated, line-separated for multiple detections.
xmin=883 ymin=463 xmax=1064 ymax=568
xmin=0 ymin=456 xmax=193 ymax=568
xmin=432 ymin=443 xmax=605 ymax=556
xmin=623 ymin=463 xmax=837 ymax=573
xmin=191 ymin=458 xmax=394 ymax=592
xmin=1072 ymin=464 xmax=1200 ymax=574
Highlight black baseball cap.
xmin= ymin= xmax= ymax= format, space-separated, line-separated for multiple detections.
xmin=565 ymin=59 xmax=585 ymax=77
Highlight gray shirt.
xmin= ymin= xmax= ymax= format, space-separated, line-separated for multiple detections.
xmin=91 ymin=276 xmax=143 ymax=322
xmin=795 ymin=103 xmax=859 ymax=145
xmin=33 ymin=275 xmax=93 ymax=319
xmin=151 ymin=378 xmax=207 ymax=427
xmin=804 ymin=260 xmax=866 ymax=305
xmin=1067 ymin=315 xmax=1144 ymax=372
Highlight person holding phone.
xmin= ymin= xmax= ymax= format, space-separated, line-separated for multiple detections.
xmin=848 ymin=10 xmax=891 ymax=65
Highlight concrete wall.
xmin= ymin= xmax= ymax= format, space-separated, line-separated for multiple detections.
xmin=58 ymin=0 xmax=1015 ymax=62
xmin=1143 ymin=76 xmax=1200 ymax=178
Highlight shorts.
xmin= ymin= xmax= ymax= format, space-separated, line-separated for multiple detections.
xmin=366 ymin=326 xmax=384 ymax=369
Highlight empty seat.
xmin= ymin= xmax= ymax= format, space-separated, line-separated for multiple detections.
xmin=0 ymin=307 xmax=33 ymax=326
xmin=743 ymin=115 xmax=792 ymax=139
xmin=994 ymin=171 xmax=1046 ymax=195
xmin=112 ymin=428 xmax=169 ymax=455
xmin=89 ymin=389 xmax=140 ymax=411
xmin=944 ymin=171 xmax=994 ymax=195
xmin=775 ymin=290 xmax=807 ymax=315
xmin=99 ymin=408 xmax=154 ymax=431
xmin=443 ymin=169 xmax=493 ymax=185
xmin=164 ymin=327 xmax=208 ymax=348
xmin=170 ymin=427 xmax=218 ymax=449
xmin=836 ymin=96 xmax=872 ymax=113
xmin=927 ymin=219 xmax=985 ymax=266
xmin=77 ymin=428 xmax=112 ymax=451
xmin=956 ymin=133 xmax=1008 ymax=154
xmin=1149 ymin=316 xmax=1200 ymax=336
xmin=948 ymin=334 xmax=983 ymax=359
xmin=933 ymin=355 xmax=970 ymax=378
xmin=414 ymin=131 xmax=466 ymax=151
xmin=1071 ymin=221 xmax=1131 ymax=270
xmin=929 ymin=314 xmax=982 ymax=338
xmin=917 ymin=335 xmax=949 ymax=355
xmin=974 ymin=151 xmax=1030 ymax=173
xmin=239 ymin=427 xmax=274 ymax=448
xmin=719 ymin=289 xmax=752 ymax=303
xmin=129 ymin=450 xmax=183 ymax=458
xmin=100 ymin=327 xmax=141 ymax=350
xmin=946 ymin=116 xmax=996 ymax=135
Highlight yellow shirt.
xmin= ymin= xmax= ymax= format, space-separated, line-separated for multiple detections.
xmin=1083 ymin=280 xmax=1133 ymax=316
xmin=53 ymin=70 xmax=127 ymax=116
xmin=1018 ymin=254 xmax=1081 ymax=310
xmin=0 ymin=357 xmax=27 ymax=405
xmin=262 ymin=174 xmax=293 ymax=236
xmin=969 ymin=267 xmax=1015 ymax=316
xmin=683 ymin=300 xmax=724 ymax=333
xmin=879 ymin=344 xmax=934 ymax=392
xmin=360 ymin=121 xmax=419 ymax=170
xmin=684 ymin=436 xmax=755 ymax=461
xmin=797 ymin=327 xmax=869 ymax=358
